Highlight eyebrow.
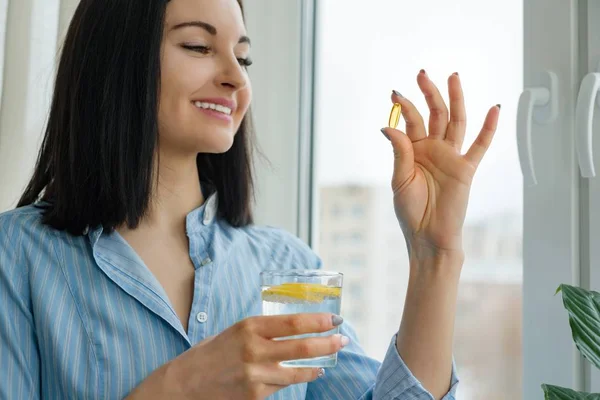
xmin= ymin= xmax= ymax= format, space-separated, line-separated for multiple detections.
xmin=170 ymin=21 xmax=251 ymax=45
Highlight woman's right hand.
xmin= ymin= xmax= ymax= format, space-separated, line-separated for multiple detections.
xmin=128 ymin=313 xmax=348 ymax=400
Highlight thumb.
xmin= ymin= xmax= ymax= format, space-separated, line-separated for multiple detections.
xmin=381 ymin=127 xmax=415 ymax=183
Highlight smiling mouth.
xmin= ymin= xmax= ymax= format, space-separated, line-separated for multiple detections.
xmin=193 ymin=101 xmax=233 ymax=116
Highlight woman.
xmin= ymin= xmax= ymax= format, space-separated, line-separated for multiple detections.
xmin=0 ymin=0 xmax=500 ymax=399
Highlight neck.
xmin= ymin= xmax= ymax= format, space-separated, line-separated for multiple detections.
xmin=143 ymin=153 xmax=205 ymax=233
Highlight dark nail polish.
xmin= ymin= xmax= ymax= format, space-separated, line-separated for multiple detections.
xmin=420 ymin=69 xmax=426 ymax=75
xmin=453 ymin=72 xmax=459 ymax=76
xmin=332 ymin=315 xmax=344 ymax=326
xmin=496 ymin=103 xmax=502 ymax=109
xmin=392 ymin=90 xmax=403 ymax=97
xmin=380 ymin=128 xmax=391 ymax=141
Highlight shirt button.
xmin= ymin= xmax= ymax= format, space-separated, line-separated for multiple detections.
xmin=196 ymin=312 xmax=208 ymax=323
xmin=201 ymin=257 xmax=212 ymax=266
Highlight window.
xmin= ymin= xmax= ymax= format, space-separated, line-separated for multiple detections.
xmin=313 ymin=1 xmax=523 ymax=398
xmin=330 ymin=203 xmax=342 ymax=218
xmin=348 ymin=256 xmax=364 ymax=270
xmin=244 ymin=0 xmax=598 ymax=395
xmin=347 ymin=282 xmax=363 ymax=298
xmin=351 ymin=205 xmax=365 ymax=218
xmin=0 ymin=0 xmax=7 ymax=111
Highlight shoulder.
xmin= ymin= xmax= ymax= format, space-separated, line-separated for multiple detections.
xmin=0 ymin=204 xmax=65 ymax=278
xmin=238 ymin=224 xmax=323 ymax=270
xmin=0 ymin=205 xmax=45 ymax=283
xmin=0 ymin=204 xmax=57 ymax=245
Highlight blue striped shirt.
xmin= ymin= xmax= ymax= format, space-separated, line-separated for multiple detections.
xmin=0 ymin=193 xmax=458 ymax=399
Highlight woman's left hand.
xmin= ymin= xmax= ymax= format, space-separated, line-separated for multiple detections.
xmin=382 ymin=70 xmax=500 ymax=256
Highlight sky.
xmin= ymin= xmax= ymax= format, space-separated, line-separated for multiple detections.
xmin=314 ymin=0 xmax=523 ymax=223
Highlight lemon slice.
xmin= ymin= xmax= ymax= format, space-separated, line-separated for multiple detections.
xmin=262 ymin=283 xmax=341 ymax=304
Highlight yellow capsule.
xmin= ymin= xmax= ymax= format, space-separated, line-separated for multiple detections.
xmin=388 ymin=103 xmax=402 ymax=129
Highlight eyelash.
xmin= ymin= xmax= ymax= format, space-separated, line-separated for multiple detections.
xmin=182 ymin=45 xmax=253 ymax=67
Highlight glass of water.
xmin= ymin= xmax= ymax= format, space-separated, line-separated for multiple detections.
xmin=260 ymin=270 xmax=343 ymax=368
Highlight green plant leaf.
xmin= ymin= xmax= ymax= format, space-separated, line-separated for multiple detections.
xmin=558 ymin=284 xmax=600 ymax=370
xmin=542 ymin=384 xmax=600 ymax=399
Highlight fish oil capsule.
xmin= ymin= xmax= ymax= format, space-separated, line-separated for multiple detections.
xmin=388 ymin=103 xmax=402 ymax=129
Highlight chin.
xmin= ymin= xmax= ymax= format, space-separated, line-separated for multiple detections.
xmin=199 ymin=134 xmax=235 ymax=154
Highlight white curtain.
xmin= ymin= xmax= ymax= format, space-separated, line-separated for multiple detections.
xmin=0 ymin=0 xmax=78 ymax=211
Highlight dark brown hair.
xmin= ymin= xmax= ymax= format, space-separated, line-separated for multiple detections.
xmin=17 ymin=0 xmax=254 ymax=235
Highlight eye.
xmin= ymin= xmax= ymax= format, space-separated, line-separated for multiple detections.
xmin=237 ymin=57 xmax=253 ymax=67
xmin=181 ymin=45 xmax=211 ymax=54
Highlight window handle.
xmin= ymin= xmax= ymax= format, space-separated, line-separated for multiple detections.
xmin=517 ymin=71 xmax=558 ymax=186
xmin=575 ymin=65 xmax=600 ymax=178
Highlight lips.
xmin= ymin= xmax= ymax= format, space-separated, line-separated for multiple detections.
xmin=192 ymin=97 xmax=236 ymax=114
xmin=193 ymin=101 xmax=233 ymax=115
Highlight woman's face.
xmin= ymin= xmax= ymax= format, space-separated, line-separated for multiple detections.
xmin=159 ymin=0 xmax=252 ymax=156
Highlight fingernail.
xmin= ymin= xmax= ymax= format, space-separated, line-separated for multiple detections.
xmin=317 ymin=368 xmax=325 ymax=378
xmin=332 ymin=315 xmax=344 ymax=326
xmin=420 ymin=69 xmax=426 ymax=75
xmin=496 ymin=103 xmax=502 ymax=109
xmin=333 ymin=334 xmax=350 ymax=347
xmin=453 ymin=72 xmax=459 ymax=76
xmin=337 ymin=334 xmax=350 ymax=347
xmin=380 ymin=128 xmax=391 ymax=141
xmin=392 ymin=90 xmax=403 ymax=97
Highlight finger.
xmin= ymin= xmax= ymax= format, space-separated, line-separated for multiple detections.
xmin=259 ymin=365 xmax=325 ymax=386
xmin=416 ymin=70 xmax=449 ymax=139
xmin=445 ymin=73 xmax=467 ymax=151
xmin=464 ymin=105 xmax=501 ymax=167
xmin=390 ymin=91 xmax=426 ymax=142
xmin=242 ymin=313 xmax=342 ymax=339
xmin=381 ymin=127 xmax=415 ymax=185
xmin=264 ymin=333 xmax=348 ymax=362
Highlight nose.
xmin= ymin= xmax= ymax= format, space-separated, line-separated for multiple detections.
xmin=215 ymin=54 xmax=248 ymax=91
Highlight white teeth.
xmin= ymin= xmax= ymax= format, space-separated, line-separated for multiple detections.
xmin=194 ymin=101 xmax=232 ymax=115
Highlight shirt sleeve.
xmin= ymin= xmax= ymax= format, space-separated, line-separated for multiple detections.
xmin=306 ymin=324 xmax=459 ymax=400
xmin=280 ymin=229 xmax=459 ymax=400
xmin=371 ymin=333 xmax=459 ymax=399
xmin=0 ymin=223 xmax=40 ymax=400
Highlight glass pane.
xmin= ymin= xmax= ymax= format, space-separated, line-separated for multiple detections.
xmin=313 ymin=1 xmax=523 ymax=399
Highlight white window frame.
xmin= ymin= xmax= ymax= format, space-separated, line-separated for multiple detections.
xmin=247 ymin=0 xmax=312 ymax=237
xmin=581 ymin=0 xmax=600 ymax=392
xmin=520 ymin=0 xmax=600 ymax=396
xmin=0 ymin=0 xmax=8 ymax=111
xmin=0 ymin=0 xmax=61 ymax=211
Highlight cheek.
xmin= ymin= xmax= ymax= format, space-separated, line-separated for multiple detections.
xmin=159 ymin=56 xmax=187 ymax=126
xmin=160 ymin=46 xmax=212 ymax=105
xmin=159 ymin=58 xmax=212 ymax=131
xmin=237 ymin=85 xmax=252 ymax=117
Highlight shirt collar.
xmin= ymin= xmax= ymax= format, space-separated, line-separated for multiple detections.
xmin=185 ymin=191 xmax=218 ymax=234
xmin=86 ymin=190 xmax=219 ymax=244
